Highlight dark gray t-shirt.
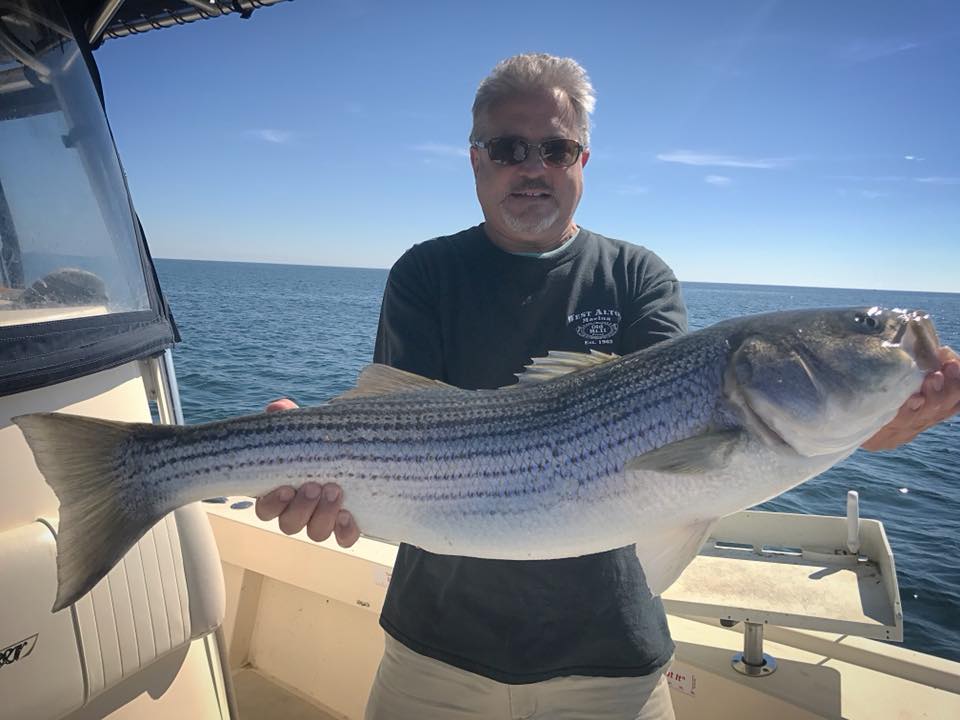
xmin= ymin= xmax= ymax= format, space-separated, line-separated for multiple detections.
xmin=373 ymin=224 xmax=687 ymax=684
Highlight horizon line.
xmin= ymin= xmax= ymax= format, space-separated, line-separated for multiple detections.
xmin=153 ymin=256 xmax=959 ymax=296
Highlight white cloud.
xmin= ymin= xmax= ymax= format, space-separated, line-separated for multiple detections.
xmin=904 ymin=155 xmax=924 ymax=161
xmin=842 ymin=39 xmax=920 ymax=63
xmin=836 ymin=188 xmax=890 ymax=199
xmin=246 ymin=129 xmax=295 ymax=144
xmin=657 ymin=150 xmax=789 ymax=169
xmin=914 ymin=176 xmax=960 ymax=185
xmin=616 ymin=184 xmax=651 ymax=196
xmin=705 ymin=175 xmax=732 ymax=187
xmin=835 ymin=174 xmax=960 ymax=185
xmin=413 ymin=143 xmax=469 ymax=158
xmin=833 ymin=175 xmax=905 ymax=182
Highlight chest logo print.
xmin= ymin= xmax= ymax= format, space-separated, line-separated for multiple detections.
xmin=568 ymin=309 xmax=621 ymax=345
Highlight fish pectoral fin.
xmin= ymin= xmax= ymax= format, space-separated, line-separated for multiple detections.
xmin=636 ymin=519 xmax=715 ymax=596
xmin=625 ymin=429 xmax=746 ymax=474
xmin=332 ymin=364 xmax=458 ymax=401
xmin=506 ymin=350 xmax=619 ymax=388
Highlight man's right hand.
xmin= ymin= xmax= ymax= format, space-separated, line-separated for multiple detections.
xmin=254 ymin=398 xmax=361 ymax=547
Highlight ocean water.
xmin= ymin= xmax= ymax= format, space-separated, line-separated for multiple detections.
xmin=155 ymin=259 xmax=960 ymax=662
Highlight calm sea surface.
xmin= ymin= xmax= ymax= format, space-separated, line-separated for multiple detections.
xmin=155 ymin=258 xmax=960 ymax=662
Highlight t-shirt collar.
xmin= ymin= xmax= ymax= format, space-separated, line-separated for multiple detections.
xmin=507 ymin=228 xmax=582 ymax=258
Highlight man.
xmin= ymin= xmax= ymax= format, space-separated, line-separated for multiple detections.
xmin=257 ymin=54 xmax=960 ymax=719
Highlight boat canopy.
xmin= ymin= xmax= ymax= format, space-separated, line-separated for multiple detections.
xmin=62 ymin=0 xmax=289 ymax=47
xmin=3 ymin=1 xmax=280 ymax=396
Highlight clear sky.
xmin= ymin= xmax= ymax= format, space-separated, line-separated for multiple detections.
xmin=95 ymin=0 xmax=959 ymax=292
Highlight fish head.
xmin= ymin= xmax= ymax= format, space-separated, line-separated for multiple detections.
xmin=726 ymin=307 xmax=940 ymax=456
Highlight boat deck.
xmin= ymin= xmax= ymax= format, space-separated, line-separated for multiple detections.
xmin=235 ymin=668 xmax=344 ymax=720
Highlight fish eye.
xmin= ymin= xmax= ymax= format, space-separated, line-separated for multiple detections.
xmin=853 ymin=312 xmax=882 ymax=332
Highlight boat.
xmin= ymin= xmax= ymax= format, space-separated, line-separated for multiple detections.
xmin=1 ymin=2 xmax=958 ymax=718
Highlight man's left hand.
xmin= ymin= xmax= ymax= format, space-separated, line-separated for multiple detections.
xmin=862 ymin=346 xmax=960 ymax=451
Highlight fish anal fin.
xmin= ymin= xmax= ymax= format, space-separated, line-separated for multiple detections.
xmin=626 ymin=430 xmax=746 ymax=475
xmin=508 ymin=350 xmax=620 ymax=388
xmin=637 ymin=519 xmax=715 ymax=596
xmin=332 ymin=364 xmax=457 ymax=401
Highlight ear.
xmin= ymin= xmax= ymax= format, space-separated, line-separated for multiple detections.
xmin=581 ymin=148 xmax=590 ymax=169
xmin=470 ymin=146 xmax=480 ymax=176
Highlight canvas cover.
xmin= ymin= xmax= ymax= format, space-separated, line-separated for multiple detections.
xmin=0 ymin=0 xmax=178 ymax=396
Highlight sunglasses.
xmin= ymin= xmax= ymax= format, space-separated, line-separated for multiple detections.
xmin=472 ymin=136 xmax=584 ymax=168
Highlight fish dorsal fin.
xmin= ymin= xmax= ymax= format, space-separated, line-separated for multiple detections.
xmin=332 ymin=364 xmax=457 ymax=401
xmin=509 ymin=350 xmax=619 ymax=387
xmin=626 ymin=430 xmax=746 ymax=474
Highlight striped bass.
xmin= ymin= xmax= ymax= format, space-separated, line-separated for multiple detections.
xmin=14 ymin=307 xmax=941 ymax=613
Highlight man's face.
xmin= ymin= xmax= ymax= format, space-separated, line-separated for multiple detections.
xmin=470 ymin=89 xmax=590 ymax=252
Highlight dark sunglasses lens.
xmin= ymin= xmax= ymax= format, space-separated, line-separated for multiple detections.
xmin=488 ymin=138 xmax=528 ymax=165
xmin=541 ymin=139 xmax=580 ymax=167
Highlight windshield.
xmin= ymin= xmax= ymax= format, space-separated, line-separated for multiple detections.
xmin=0 ymin=0 xmax=149 ymax=326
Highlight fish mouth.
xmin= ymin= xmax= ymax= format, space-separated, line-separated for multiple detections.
xmin=889 ymin=309 xmax=941 ymax=372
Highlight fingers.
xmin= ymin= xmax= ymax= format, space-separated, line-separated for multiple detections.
xmin=255 ymin=486 xmax=295 ymax=521
xmin=259 ymin=482 xmax=359 ymax=547
xmin=334 ymin=510 xmax=361 ymax=547
xmin=920 ymin=371 xmax=945 ymax=412
xmin=937 ymin=345 xmax=960 ymax=365
xmin=304 ymin=484 xmax=340 ymax=541
xmin=306 ymin=484 xmax=359 ymax=547
xmin=918 ymin=364 xmax=960 ymax=421
xmin=947 ymin=361 xmax=960 ymax=416
xmin=865 ymin=352 xmax=960 ymax=451
xmin=278 ymin=482 xmax=323 ymax=535
xmin=939 ymin=346 xmax=960 ymax=390
xmin=945 ymin=360 xmax=960 ymax=380
xmin=259 ymin=400 xmax=305 ymax=525
xmin=267 ymin=398 xmax=299 ymax=413
xmin=258 ymin=394 xmax=358 ymax=545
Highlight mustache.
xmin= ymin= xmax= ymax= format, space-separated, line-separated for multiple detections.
xmin=508 ymin=181 xmax=552 ymax=194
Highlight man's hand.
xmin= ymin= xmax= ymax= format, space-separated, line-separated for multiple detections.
xmin=862 ymin=346 xmax=960 ymax=451
xmin=254 ymin=398 xmax=361 ymax=547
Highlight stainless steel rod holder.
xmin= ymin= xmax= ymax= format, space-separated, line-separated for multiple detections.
xmin=731 ymin=621 xmax=777 ymax=677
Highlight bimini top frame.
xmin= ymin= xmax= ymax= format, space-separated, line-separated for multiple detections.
xmin=72 ymin=0 xmax=290 ymax=47
xmin=0 ymin=0 xmax=288 ymax=396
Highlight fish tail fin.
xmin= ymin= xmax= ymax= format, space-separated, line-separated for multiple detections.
xmin=13 ymin=412 xmax=171 ymax=612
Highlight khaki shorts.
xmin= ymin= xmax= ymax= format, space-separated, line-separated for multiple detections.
xmin=365 ymin=635 xmax=676 ymax=720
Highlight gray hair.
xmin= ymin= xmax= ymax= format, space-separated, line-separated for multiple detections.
xmin=470 ymin=53 xmax=596 ymax=146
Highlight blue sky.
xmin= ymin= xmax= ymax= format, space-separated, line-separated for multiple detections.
xmin=96 ymin=0 xmax=959 ymax=292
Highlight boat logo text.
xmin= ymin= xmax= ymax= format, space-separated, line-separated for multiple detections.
xmin=0 ymin=634 xmax=38 ymax=669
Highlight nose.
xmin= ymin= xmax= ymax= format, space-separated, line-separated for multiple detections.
xmin=516 ymin=146 xmax=549 ymax=173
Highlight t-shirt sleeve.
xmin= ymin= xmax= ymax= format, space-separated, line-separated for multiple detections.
xmin=620 ymin=251 xmax=688 ymax=353
xmin=373 ymin=247 xmax=445 ymax=380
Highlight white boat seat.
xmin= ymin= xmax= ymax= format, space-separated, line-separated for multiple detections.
xmin=0 ymin=507 xmax=225 ymax=720
xmin=0 ymin=363 xmax=225 ymax=720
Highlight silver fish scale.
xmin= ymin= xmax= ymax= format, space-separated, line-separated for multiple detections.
xmin=137 ymin=329 xmax=736 ymax=543
xmin=18 ymin=307 xmax=935 ymax=605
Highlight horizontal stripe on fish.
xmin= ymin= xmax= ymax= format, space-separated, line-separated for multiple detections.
xmin=15 ymin=307 xmax=938 ymax=610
